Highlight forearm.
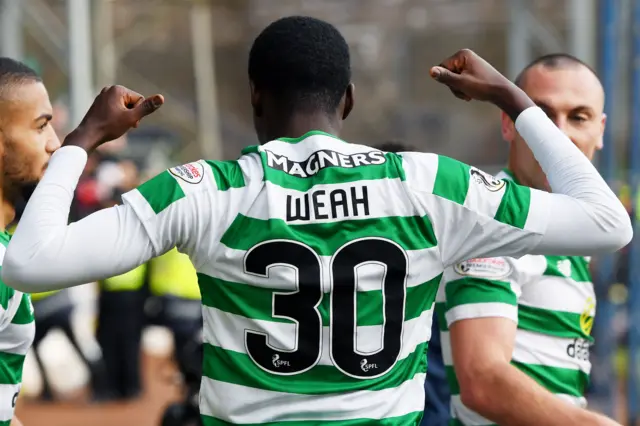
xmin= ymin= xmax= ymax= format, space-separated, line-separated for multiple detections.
xmin=465 ymin=363 xmax=618 ymax=426
xmin=2 ymin=147 xmax=156 ymax=292
xmin=515 ymin=107 xmax=631 ymax=254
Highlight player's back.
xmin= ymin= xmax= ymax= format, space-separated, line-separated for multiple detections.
xmin=126 ymin=130 xmax=550 ymax=425
xmin=193 ymin=131 xmax=442 ymax=425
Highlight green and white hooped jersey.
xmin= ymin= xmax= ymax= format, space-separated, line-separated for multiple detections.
xmin=0 ymin=232 xmax=36 ymax=425
xmin=436 ymin=170 xmax=595 ymax=426
xmin=121 ymin=132 xmax=552 ymax=425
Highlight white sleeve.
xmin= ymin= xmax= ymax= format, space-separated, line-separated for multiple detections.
xmin=517 ymin=107 xmax=632 ymax=255
xmin=2 ymin=146 xmax=245 ymax=293
xmin=2 ymin=147 xmax=156 ymax=292
xmin=403 ymin=106 xmax=631 ymax=267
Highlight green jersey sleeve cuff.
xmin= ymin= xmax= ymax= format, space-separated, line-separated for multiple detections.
xmin=442 ymin=273 xmax=519 ymax=326
xmin=445 ymin=276 xmax=518 ymax=306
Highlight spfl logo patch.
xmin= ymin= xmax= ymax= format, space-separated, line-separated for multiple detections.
xmin=454 ymin=257 xmax=512 ymax=279
xmin=169 ymin=162 xmax=204 ymax=184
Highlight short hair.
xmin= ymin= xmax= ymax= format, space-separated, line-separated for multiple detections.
xmin=248 ymin=16 xmax=351 ymax=114
xmin=375 ymin=141 xmax=416 ymax=153
xmin=0 ymin=57 xmax=41 ymax=97
xmin=514 ymin=53 xmax=599 ymax=88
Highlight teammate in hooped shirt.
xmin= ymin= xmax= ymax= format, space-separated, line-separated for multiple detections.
xmin=0 ymin=58 xmax=61 ymax=426
xmin=436 ymin=54 xmax=615 ymax=426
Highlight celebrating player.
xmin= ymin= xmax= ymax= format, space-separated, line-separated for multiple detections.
xmin=436 ymin=53 xmax=618 ymax=426
xmin=2 ymin=17 xmax=631 ymax=426
xmin=0 ymin=58 xmax=62 ymax=426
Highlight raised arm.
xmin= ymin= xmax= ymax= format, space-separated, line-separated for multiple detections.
xmin=2 ymin=146 xmax=157 ymax=291
xmin=412 ymin=50 xmax=631 ymax=265
xmin=2 ymin=86 xmax=165 ymax=292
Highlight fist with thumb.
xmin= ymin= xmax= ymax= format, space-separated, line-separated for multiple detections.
xmin=430 ymin=49 xmax=512 ymax=103
xmin=74 ymin=86 xmax=164 ymax=151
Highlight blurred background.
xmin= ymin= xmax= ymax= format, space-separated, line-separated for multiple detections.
xmin=1 ymin=0 xmax=639 ymax=425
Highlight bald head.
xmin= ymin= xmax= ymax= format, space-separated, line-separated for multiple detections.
xmin=513 ymin=53 xmax=605 ymax=120
xmin=514 ymin=53 xmax=602 ymax=93
xmin=502 ymin=53 xmax=606 ymax=192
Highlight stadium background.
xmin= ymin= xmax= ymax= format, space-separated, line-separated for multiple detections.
xmin=0 ymin=0 xmax=638 ymax=424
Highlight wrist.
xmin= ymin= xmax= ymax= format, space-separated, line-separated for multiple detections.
xmin=492 ymin=83 xmax=536 ymax=122
xmin=63 ymin=126 xmax=100 ymax=153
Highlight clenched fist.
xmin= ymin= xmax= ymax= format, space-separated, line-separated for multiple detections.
xmin=431 ymin=49 xmax=535 ymax=121
xmin=64 ymin=85 xmax=164 ymax=153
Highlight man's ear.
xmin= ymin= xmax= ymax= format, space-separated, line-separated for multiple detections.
xmin=342 ymin=83 xmax=355 ymax=120
xmin=596 ymin=113 xmax=606 ymax=150
xmin=500 ymin=110 xmax=516 ymax=142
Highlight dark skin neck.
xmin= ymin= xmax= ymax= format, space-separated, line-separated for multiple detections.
xmin=261 ymin=111 xmax=343 ymax=143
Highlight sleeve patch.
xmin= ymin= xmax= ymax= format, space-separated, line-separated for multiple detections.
xmin=454 ymin=257 xmax=512 ymax=279
xmin=169 ymin=162 xmax=204 ymax=184
xmin=469 ymin=167 xmax=506 ymax=192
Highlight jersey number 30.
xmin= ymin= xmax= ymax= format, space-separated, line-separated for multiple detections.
xmin=244 ymin=238 xmax=407 ymax=379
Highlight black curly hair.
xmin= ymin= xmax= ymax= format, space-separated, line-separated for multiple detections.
xmin=248 ymin=16 xmax=351 ymax=114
